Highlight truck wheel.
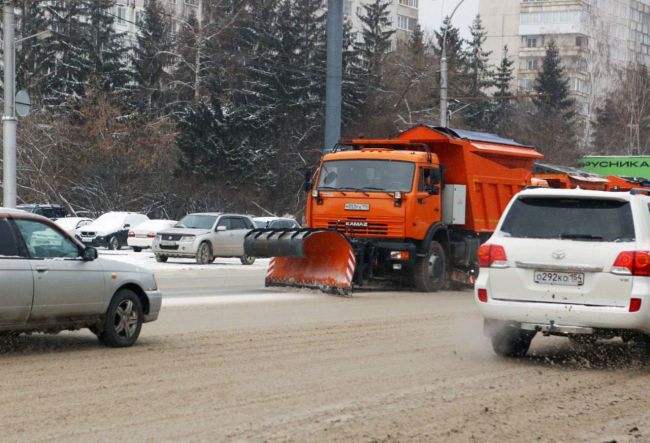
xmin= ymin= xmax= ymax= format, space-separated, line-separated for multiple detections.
xmin=491 ymin=326 xmax=535 ymax=358
xmin=155 ymin=254 xmax=168 ymax=263
xmin=240 ymin=255 xmax=256 ymax=265
xmin=196 ymin=242 xmax=212 ymax=264
xmin=98 ymin=289 xmax=143 ymax=347
xmin=414 ymin=241 xmax=446 ymax=292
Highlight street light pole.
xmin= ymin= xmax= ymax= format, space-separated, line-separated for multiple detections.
xmin=439 ymin=0 xmax=465 ymax=128
xmin=3 ymin=1 xmax=16 ymax=208
xmin=324 ymin=0 xmax=343 ymax=152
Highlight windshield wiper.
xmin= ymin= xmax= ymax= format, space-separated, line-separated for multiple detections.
xmin=559 ymin=234 xmax=604 ymax=241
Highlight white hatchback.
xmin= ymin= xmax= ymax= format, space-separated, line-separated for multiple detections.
xmin=474 ymin=188 xmax=650 ymax=357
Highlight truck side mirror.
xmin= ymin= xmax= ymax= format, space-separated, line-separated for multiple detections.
xmin=304 ymin=168 xmax=314 ymax=192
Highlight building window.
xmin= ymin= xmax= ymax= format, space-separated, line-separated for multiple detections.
xmin=576 ymin=36 xmax=585 ymax=47
xmin=397 ymin=15 xmax=417 ymax=31
xmin=117 ymin=6 xmax=126 ymax=24
xmin=399 ymin=0 xmax=418 ymax=7
xmin=526 ymin=36 xmax=537 ymax=48
xmin=135 ymin=10 xmax=144 ymax=25
xmin=526 ymin=58 xmax=538 ymax=70
xmin=343 ymin=0 xmax=351 ymax=16
xmin=185 ymin=0 xmax=198 ymax=5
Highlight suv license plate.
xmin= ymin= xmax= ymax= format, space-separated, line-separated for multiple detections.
xmin=534 ymin=271 xmax=584 ymax=286
xmin=160 ymin=241 xmax=176 ymax=246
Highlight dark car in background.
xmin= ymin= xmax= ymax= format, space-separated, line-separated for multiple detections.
xmin=17 ymin=204 xmax=67 ymax=220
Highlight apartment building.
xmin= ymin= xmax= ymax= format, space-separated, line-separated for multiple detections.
xmin=344 ymin=0 xmax=420 ymax=47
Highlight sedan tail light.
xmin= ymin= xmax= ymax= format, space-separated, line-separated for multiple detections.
xmin=146 ymin=232 xmax=156 ymax=238
xmin=128 ymin=231 xmax=135 ymax=238
xmin=612 ymin=251 xmax=650 ymax=276
xmin=477 ymin=244 xmax=508 ymax=268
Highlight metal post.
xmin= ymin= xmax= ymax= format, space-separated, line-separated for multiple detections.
xmin=324 ymin=0 xmax=343 ymax=152
xmin=438 ymin=0 xmax=465 ymax=128
xmin=439 ymin=48 xmax=447 ymax=127
xmin=3 ymin=1 xmax=16 ymax=208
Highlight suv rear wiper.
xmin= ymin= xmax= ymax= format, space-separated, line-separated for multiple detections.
xmin=559 ymin=234 xmax=604 ymax=241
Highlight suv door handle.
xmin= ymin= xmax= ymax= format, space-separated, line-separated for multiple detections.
xmin=35 ymin=266 xmax=48 ymax=273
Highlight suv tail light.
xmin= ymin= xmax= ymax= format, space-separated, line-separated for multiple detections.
xmin=146 ymin=232 xmax=156 ymax=238
xmin=612 ymin=251 xmax=650 ymax=276
xmin=478 ymin=244 xmax=508 ymax=268
xmin=477 ymin=288 xmax=488 ymax=303
xmin=629 ymin=298 xmax=642 ymax=313
xmin=128 ymin=231 xmax=135 ymax=238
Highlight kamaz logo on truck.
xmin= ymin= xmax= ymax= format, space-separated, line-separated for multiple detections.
xmin=344 ymin=203 xmax=370 ymax=211
xmin=346 ymin=221 xmax=368 ymax=227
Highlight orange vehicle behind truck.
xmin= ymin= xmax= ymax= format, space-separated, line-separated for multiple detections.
xmin=245 ymin=125 xmax=543 ymax=294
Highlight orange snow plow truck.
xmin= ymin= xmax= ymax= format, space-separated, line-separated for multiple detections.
xmin=244 ymin=126 xmax=543 ymax=294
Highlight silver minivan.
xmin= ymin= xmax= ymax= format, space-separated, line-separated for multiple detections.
xmin=0 ymin=208 xmax=162 ymax=347
xmin=152 ymin=213 xmax=256 ymax=264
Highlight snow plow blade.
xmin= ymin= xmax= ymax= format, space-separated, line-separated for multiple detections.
xmin=244 ymin=229 xmax=356 ymax=294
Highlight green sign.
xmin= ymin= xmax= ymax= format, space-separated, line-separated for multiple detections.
xmin=580 ymin=156 xmax=650 ymax=179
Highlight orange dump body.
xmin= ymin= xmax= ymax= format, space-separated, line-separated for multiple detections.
xmin=533 ymin=173 xmax=610 ymax=191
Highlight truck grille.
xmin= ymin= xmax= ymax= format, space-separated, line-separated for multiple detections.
xmin=327 ymin=220 xmax=388 ymax=236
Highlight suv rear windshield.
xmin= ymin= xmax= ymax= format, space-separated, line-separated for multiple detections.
xmin=501 ymin=197 xmax=635 ymax=242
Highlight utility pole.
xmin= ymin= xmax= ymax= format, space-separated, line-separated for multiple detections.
xmin=2 ymin=1 xmax=16 ymax=208
xmin=439 ymin=0 xmax=465 ymax=128
xmin=324 ymin=0 xmax=343 ymax=152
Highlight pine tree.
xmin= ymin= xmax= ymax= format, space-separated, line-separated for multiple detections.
xmin=463 ymin=14 xmax=493 ymax=129
xmin=487 ymin=45 xmax=514 ymax=129
xmin=16 ymin=0 xmax=53 ymax=101
xmin=82 ymin=0 xmax=131 ymax=93
xmin=133 ymin=0 xmax=172 ymax=113
xmin=355 ymin=0 xmax=395 ymax=90
xmin=407 ymin=24 xmax=425 ymax=58
xmin=341 ymin=20 xmax=366 ymax=124
xmin=531 ymin=40 xmax=577 ymax=161
xmin=533 ymin=40 xmax=574 ymax=118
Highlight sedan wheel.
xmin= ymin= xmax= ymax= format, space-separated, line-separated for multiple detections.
xmin=108 ymin=236 xmax=120 ymax=251
xmin=98 ymin=289 xmax=143 ymax=347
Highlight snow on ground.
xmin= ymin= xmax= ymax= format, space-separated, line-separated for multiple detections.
xmin=99 ymin=249 xmax=270 ymax=272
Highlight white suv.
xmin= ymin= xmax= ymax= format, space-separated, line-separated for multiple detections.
xmin=474 ymin=188 xmax=650 ymax=357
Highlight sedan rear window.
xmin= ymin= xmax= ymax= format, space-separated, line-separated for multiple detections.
xmin=501 ymin=197 xmax=635 ymax=242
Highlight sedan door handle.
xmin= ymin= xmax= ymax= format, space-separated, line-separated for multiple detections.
xmin=35 ymin=266 xmax=49 ymax=273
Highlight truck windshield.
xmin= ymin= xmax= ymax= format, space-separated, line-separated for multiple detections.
xmin=176 ymin=215 xmax=217 ymax=230
xmin=501 ymin=197 xmax=635 ymax=242
xmin=317 ymin=160 xmax=415 ymax=192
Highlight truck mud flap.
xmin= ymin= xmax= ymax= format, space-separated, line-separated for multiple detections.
xmin=245 ymin=229 xmax=356 ymax=295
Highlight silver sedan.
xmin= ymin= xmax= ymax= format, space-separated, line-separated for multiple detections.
xmin=0 ymin=208 xmax=162 ymax=347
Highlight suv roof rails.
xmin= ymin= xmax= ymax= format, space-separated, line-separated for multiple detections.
xmin=629 ymin=188 xmax=650 ymax=196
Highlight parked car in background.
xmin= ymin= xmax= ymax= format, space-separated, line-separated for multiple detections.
xmin=79 ymin=212 xmax=149 ymax=250
xmin=54 ymin=217 xmax=93 ymax=239
xmin=252 ymin=217 xmax=300 ymax=229
xmin=0 ymin=208 xmax=161 ymax=347
xmin=152 ymin=213 xmax=256 ymax=265
xmin=16 ymin=204 xmax=67 ymax=220
xmin=128 ymin=219 xmax=177 ymax=252
xmin=475 ymin=188 xmax=650 ymax=358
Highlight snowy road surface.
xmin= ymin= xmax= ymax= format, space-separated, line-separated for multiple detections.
xmin=1 ymin=249 xmax=649 ymax=441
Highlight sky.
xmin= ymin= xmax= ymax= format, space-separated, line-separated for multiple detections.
xmin=419 ymin=0 xmax=480 ymax=39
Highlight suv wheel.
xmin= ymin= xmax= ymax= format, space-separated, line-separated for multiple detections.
xmin=97 ymin=289 xmax=143 ymax=347
xmin=491 ymin=325 xmax=535 ymax=358
xmin=155 ymin=254 xmax=168 ymax=263
xmin=240 ymin=254 xmax=256 ymax=265
xmin=108 ymin=236 xmax=120 ymax=250
xmin=413 ymin=241 xmax=446 ymax=292
xmin=196 ymin=242 xmax=212 ymax=265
